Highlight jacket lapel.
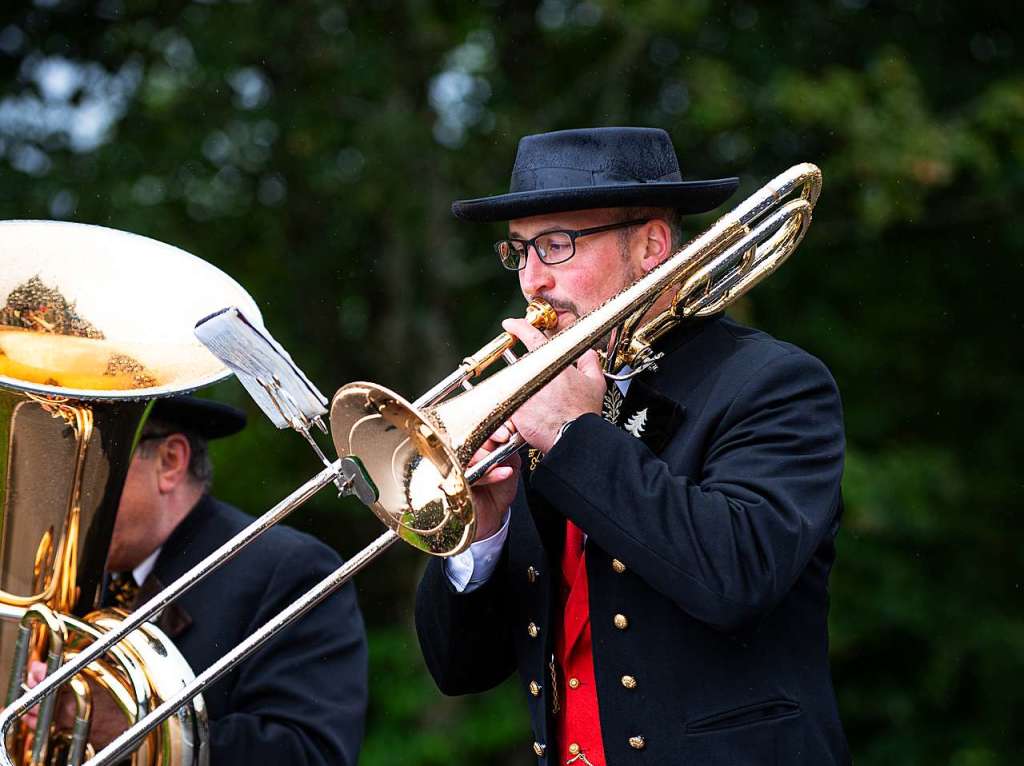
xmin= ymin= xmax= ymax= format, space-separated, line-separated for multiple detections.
xmin=132 ymin=573 xmax=193 ymax=639
xmin=140 ymin=494 xmax=219 ymax=639
xmin=614 ymin=377 xmax=686 ymax=454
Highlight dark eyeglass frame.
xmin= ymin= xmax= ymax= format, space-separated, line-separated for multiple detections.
xmin=495 ymin=218 xmax=650 ymax=271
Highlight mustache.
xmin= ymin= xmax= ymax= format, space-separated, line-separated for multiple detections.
xmin=528 ymin=293 xmax=580 ymax=318
xmin=526 ymin=292 xmax=610 ymax=355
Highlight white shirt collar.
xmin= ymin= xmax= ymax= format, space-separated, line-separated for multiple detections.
xmin=132 ymin=547 xmax=162 ymax=587
xmin=614 ymin=365 xmax=634 ymax=396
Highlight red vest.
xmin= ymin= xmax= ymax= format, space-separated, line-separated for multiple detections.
xmin=555 ymin=520 xmax=607 ymax=765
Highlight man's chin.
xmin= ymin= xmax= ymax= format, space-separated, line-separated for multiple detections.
xmin=554 ymin=311 xmax=580 ymax=334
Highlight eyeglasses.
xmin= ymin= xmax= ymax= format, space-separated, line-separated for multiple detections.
xmin=495 ymin=218 xmax=649 ymax=271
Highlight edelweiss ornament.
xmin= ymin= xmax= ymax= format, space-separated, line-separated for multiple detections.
xmin=602 ymin=385 xmax=623 ymax=425
xmin=623 ymin=408 xmax=648 ymax=438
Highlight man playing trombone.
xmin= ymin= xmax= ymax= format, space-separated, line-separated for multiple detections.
xmin=415 ymin=127 xmax=850 ymax=764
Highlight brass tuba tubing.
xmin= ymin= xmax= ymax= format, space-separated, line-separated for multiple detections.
xmin=66 ymin=675 xmax=93 ymax=766
xmin=0 ymin=220 xmax=266 ymax=765
xmin=0 ymin=462 xmax=342 ymax=766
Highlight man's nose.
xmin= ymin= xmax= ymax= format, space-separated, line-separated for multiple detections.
xmin=519 ymin=246 xmax=554 ymax=296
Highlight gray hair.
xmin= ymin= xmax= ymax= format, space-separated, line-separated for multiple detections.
xmin=616 ymin=207 xmax=685 ymax=254
xmin=136 ymin=417 xmax=213 ymax=490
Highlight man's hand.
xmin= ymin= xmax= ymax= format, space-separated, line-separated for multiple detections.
xmin=467 ymin=422 xmax=521 ymax=542
xmin=22 ymin=658 xmax=130 ymax=751
xmin=501 ymin=317 xmax=606 ymax=453
xmin=22 ymin=659 xmax=46 ymax=732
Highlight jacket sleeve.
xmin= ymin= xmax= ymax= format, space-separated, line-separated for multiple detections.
xmin=208 ymin=540 xmax=368 ymax=766
xmin=532 ymin=349 xmax=845 ymax=633
xmin=415 ymin=544 xmax=518 ymax=696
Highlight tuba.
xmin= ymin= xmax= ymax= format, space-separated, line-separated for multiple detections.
xmin=0 ymin=220 xmax=260 ymax=765
xmin=1 ymin=163 xmax=821 ymax=766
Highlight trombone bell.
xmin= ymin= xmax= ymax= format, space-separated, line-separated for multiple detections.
xmin=330 ymin=383 xmax=474 ymax=556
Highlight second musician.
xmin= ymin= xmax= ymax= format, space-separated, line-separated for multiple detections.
xmin=29 ymin=395 xmax=369 ymax=765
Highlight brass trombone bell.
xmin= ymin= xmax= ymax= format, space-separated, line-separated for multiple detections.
xmin=328 ymin=299 xmax=557 ymax=555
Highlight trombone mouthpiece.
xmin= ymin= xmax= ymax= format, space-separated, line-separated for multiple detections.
xmin=524 ymin=299 xmax=558 ymax=332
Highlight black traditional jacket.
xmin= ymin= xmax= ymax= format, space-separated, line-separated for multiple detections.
xmin=142 ymin=495 xmax=368 ymax=766
xmin=416 ymin=315 xmax=851 ymax=765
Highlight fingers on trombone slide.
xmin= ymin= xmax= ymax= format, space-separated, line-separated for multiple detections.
xmin=470 ymin=421 xmax=520 ymax=485
xmin=503 ymin=317 xmax=548 ymax=352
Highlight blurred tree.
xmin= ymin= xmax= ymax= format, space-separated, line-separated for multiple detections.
xmin=0 ymin=0 xmax=1020 ymax=763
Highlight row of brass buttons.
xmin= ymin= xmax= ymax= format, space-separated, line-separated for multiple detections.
xmin=527 ymin=559 xmax=622 ymax=583
xmin=527 ymin=560 xmax=544 ymax=751
xmin=527 ymin=560 xmax=637 ymax=758
xmin=613 ymin=558 xmax=643 ymax=749
xmin=527 ymin=561 xmax=544 ymax=752
xmin=532 ymin=737 xmax=645 ymax=757
xmin=534 ymin=559 xmax=624 ymax=576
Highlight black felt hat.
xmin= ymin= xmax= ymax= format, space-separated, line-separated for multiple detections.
xmin=451 ymin=127 xmax=740 ymax=223
xmin=149 ymin=395 xmax=247 ymax=440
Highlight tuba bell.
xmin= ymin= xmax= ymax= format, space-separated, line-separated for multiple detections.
xmin=0 ymin=220 xmax=260 ymax=765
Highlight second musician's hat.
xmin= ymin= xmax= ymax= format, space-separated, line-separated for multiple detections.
xmin=451 ymin=126 xmax=740 ymax=223
xmin=149 ymin=395 xmax=247 ymax=439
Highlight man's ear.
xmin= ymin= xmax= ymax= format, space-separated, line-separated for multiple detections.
xmin=640 ymin=218 xmax=673 ymax=273
xmin=156 ymin=434 xmax=191 ymax=494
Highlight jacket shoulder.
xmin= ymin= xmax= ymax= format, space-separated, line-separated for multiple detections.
xmin=170 ymin=497 xmax=343 ymax=587
xmin=699 ymin=316 xmax=839 ymax=391
xmin=717 ymin=316 xmax=828 ymax=366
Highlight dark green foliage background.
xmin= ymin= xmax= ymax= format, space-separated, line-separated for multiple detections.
xmin=1 ymin=1 xmax=1020 ymax=763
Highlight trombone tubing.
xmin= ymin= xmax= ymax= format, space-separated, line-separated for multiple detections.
xmin=0 ymin=461 xmax=344 ymax=766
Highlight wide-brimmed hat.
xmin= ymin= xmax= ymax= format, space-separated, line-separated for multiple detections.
xmin=451 ymin=127 xmax=739 ymax=223
xmin=149 ymin=395 xmax=247 ymax=439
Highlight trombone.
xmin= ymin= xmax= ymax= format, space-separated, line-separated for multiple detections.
xmin=0 ymin=163 xmax=821 ymax=766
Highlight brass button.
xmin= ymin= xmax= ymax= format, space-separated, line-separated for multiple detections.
xmin=568 ymin=743 xmax=580 ymax=756
xmin=527 ymin=565 xmax=540 ymax=583
xmin=613 ymin=613 xmax=629 ymax=630
xmin=533 ymin=741 xmax=546 ymax=756
xmin=529 ymin=680 xmax=541 ymax=697
xmin=527 ymin=622 xmax=540 ymax=638
xmin=568 ymin=677 xmax=580 ymax=689
xmin=621 ymin=674 xmax=637 ymax=689
xmin=612 ymin=558 xmax=626 ymax=573
xmin=628 ymin=735 xmax=646 ymax=750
